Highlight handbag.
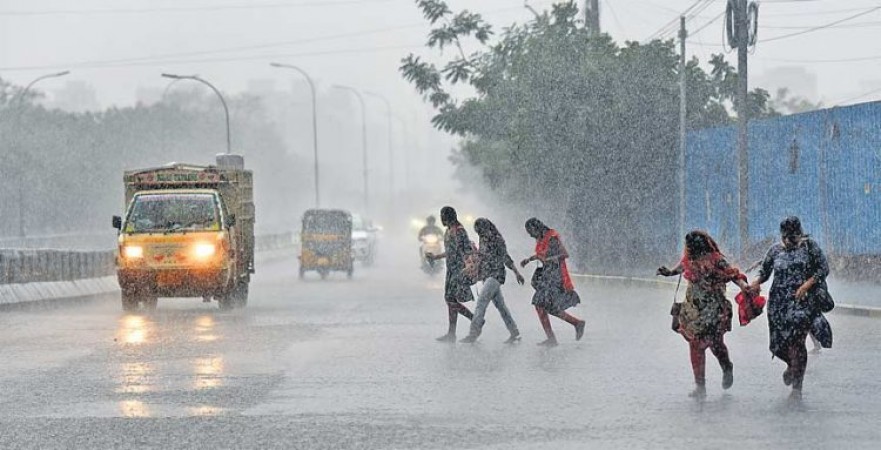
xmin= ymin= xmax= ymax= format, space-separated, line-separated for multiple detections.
xmin=530 ymin=266 xmax=545 ymax=289
xmin=811 ymin=313 xmax=833 ymax=348
xmin=669 ymin=275 xmax=682 ymax=333
xmin=805 ymin=240 xmax=834 ymax=313
xmin=813 ymin=282 xmax=835 ymax=313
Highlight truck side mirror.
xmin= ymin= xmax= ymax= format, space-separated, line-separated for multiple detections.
xmin=112 ymin=216 xmax=122 ymax=230
xmin=226 ymin=214 xmax=237 ymax=228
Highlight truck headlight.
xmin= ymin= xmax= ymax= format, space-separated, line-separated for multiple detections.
xmin=123 ymin=246 xmax=144 ymax=259
xmin=194 ymin=243 xmax=217 ymax=259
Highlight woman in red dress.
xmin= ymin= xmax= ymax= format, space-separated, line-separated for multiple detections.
xmin=658 ymin=231 xmax=750 ymax=398
xmin=521 ymin=218 xmax=585 ymax=347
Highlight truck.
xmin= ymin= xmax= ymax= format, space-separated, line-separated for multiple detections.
xmin=112 ymin=154 xmax=255 ymax=311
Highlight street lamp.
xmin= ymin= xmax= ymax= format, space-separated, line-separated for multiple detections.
xmin=160 ymin=73 xmax=231 ymax=154
xmin=332 ymin=84 xmax=369 ymax=214
xmin=363 ymin=91 xmax=395 ymax=210
xmin=160 ymin=76 xmax=186 ymax=102
xmin=11 ymin=70 xmax=71 ymax=238
xmin=270 ymin=62 xmax=321 ymax=208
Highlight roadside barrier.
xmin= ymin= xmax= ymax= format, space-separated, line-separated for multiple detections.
xmin=571 ymin=272 xmax=881 ymax=319
xmin=0 ymin=232 xmax=296 ymax=285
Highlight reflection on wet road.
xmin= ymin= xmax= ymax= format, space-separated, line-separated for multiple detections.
xmin=0 ymin=250 xmax=880 ymax=448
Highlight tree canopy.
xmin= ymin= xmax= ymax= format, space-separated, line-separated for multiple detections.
xmin=401 ymin=0 xmax=778 ymax=270
xmin=0 ymin=79 xmax=308 ymax=238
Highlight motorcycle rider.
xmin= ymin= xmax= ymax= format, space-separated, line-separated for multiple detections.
xmin=418 ymin=216 xmax=443 ymax=240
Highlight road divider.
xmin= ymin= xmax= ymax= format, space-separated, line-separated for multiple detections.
xmin=571 ymin=272 xmax=881 ymax=319
xmin=0 ymin=232 xmax=295 ymax=307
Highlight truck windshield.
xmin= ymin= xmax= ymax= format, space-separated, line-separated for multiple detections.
xmin=126 ymin=193 xmax=220 ymax=233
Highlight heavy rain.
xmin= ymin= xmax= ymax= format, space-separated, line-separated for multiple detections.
xmin=1 ymin=0 xmax=880 ymax=448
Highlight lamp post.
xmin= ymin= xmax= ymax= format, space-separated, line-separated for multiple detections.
xmin=332 ymin=85 xmax=369 ymax=214
xmin=363 ymin=91 xmax=395 ymax=211
xmin=158 ymin=77 xmax=188 ymax=155
xmin=161 ymin=73 xmax=231 ymax=154
xmin=270 ymin=62 xmax=321 ymax=207
xmin=11 ymin=70 xmax=71 ymax=238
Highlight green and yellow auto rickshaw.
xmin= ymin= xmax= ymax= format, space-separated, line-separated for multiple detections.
xmin=299 ymin=209 xmax=354 ymax=279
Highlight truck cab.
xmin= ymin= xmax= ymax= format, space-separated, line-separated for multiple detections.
xmin=113 ymin=156 xmax=254 ymax=311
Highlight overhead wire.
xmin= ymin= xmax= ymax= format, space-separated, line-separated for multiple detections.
xmin=0 ymin=23 xmax=428 ymax=72
xmin=645 ymin=0 xmax=706 ymax=41
xmin=835 ymin=86 xmax=881 ymax=106
xmin=760 ymin=54 xmax=881 ymax=64
xmin=648 ymin=0 xmax=720 ymax=41
xmin=0 ymin=0 xmax=394 ymax=16
xmin=0 ymin=3 xmax=546 ymax=72
xmin=761 ymin=6 xmax=881 ymax=42
xmin=601 ymin=0 xmax=628 ymax=37
xmin=762 ymin=6 xmax=881 ymax=17
xmin=762 ymin=20 xmax=881 ymax=30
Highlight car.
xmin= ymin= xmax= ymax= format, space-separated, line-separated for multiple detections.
xmin=351 ymin=214 xmax=378 ymax=266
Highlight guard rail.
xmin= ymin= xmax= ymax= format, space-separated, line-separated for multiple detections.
xmin=0 ymin=232 xmax=295 ymax=285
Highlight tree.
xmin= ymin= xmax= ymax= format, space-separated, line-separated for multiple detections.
xmin=401 ymin=0 xmax=777 ymax=271
xmin=0 ymin=79 xmax=309 ymax=237
xmin=770 ymin=88 xmax=822 ymax=115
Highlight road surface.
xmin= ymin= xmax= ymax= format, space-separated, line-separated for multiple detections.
xmin=0 ymin=246 xmax=879 ymax=449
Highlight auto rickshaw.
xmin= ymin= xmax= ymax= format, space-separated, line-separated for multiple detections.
xmin=299 ymin=209 xmax=354 ymax=279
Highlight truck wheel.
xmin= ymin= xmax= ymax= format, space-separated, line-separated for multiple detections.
xmin=121 ymin=293 xmax=139 ymax=312
xmin=218 ymin=295 xmax=235 ymax=311
xmin=143 ymin=297 xmax=158 ymax=311
xmin=232 ymin=281 xmax=249 ymax=308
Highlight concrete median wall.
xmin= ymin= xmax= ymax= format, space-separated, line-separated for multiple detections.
xmin=0 ymin=232 xmax=295 ymax=307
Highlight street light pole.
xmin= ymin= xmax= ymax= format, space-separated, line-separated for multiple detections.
xmin=161 ymin=73 xmax=231 ymax=154
xmin=364 ymin=91 xmax=395 ymax=210
xmin=10 ymin=70 xmax=71 ymax=238
xmin=270 ymin=62 xmax=321 ymax=208
xmin=332 ymin=85 xmax=369 ymax=214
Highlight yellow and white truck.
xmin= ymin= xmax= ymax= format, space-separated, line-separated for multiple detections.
xmin=112 ymin=155 xmax=255 ymax=311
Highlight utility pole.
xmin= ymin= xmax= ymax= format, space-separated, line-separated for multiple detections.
xmin=585 ymin=0 xmax=600 ymax=35
xmin=678 ymin=16 xmax=687 ymax=242
xmin=726 ymin=0 xmax=758 ymax=257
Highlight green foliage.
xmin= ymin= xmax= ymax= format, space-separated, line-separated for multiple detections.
xmin=0 ymin=83 xmax=305 ymax=237
xmin=401 ymin=0 xmax=779 ymax=270
xmin=771 ymin=88 xmax=822 ymax=115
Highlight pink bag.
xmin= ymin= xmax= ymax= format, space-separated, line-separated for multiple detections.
xmin=735 ymin=291 xmax=766 ymax=326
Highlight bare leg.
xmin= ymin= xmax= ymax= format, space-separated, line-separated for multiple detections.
xmin=709 ymin=335 xmax=734 ymax=389
xmin=553 ymin=311 xmax=586 ymax=340
xmin=689 ymin=339 xmax=708 ymax=398
xmin=536 ymin=307 xmax=557 ymax=346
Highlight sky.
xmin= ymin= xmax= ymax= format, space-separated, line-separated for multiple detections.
xmin=1 ymin=0 xmax=879 ymax=109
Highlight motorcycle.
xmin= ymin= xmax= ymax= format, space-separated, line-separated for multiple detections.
xmin=419 ymin=233 xmax=444 ymax=275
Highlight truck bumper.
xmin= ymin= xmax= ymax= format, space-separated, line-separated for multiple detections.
xmin=118 ymin=267 xmax=231 ymax=297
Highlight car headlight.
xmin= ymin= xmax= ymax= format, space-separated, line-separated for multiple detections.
xmin=123 ymin=245 xmax=144 ymax=259
xmin=194 ymin=243 xmax=217 ymax=259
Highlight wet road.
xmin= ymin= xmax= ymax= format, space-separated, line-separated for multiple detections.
xmin=1 ymin=249 xmax=880 ymax=449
